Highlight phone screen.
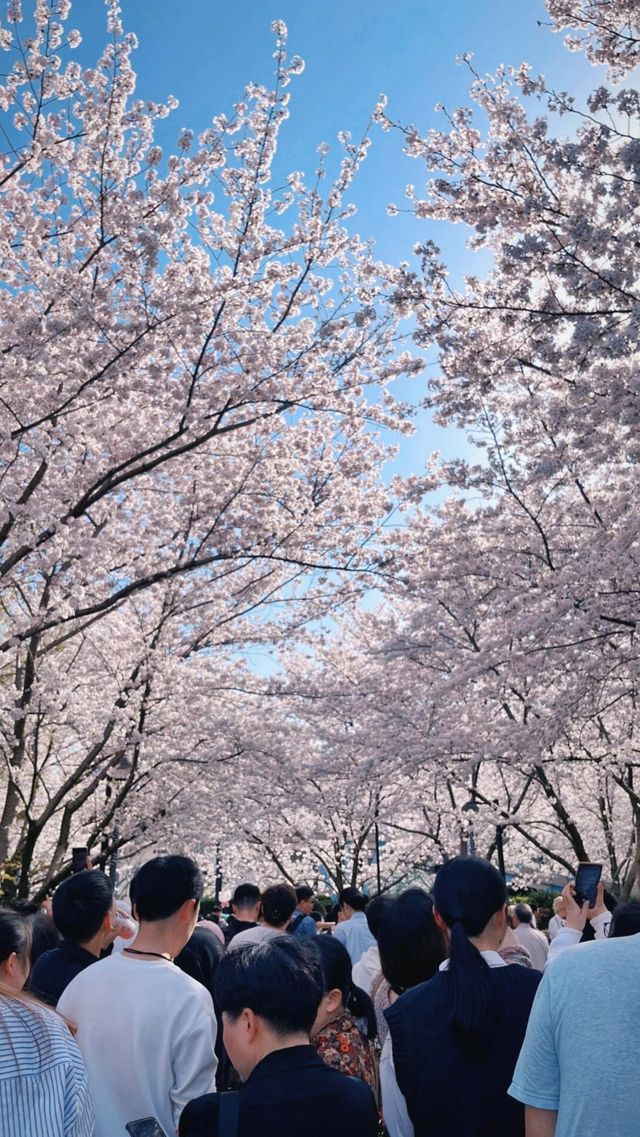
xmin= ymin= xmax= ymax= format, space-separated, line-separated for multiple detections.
xmin=125 ymin=1119 xmax=169 ymax=1137
xmin=574 ymin=862 xmax=602 ymax=907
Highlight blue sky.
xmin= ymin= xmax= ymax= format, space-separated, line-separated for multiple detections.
xmin=72 ymin=1 xmax=602 ymax=476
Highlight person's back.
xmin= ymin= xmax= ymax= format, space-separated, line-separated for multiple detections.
xmin=29 ymin=870 xmax=116 ymax=1006
xmin=512 ymin=905 xmax=549 ymax=972
xmin=0 ymin=908 xmax=94 ymax=1137
xmin=509 ymin=934 xmax=640 ymax=1137
xmin=383 ymin=857 xmax=541 ymax=1137
xmin=57 ymin=855 xmax=217 ymax=1137
xmin=0 ymin=995 xmax=93 ymax=1137
xmin=181 ymin=1046 xmax=377 ymax=1137
xmin=333 ymin=889 xmax=376 ymax=966
xmin=180 ymin=936 xmax=377 ymax=1137
xmin=387 ymin=963 xmax=540 ymax=1136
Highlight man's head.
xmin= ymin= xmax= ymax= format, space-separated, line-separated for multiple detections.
xmin=295 ymin=884 xmax=314 ymax=915
xmin=513 ymin=902 xmax=534 ymax=927
xmin=231 ymin=883 xmax=261 ymax=923
xmin=261 ymin=883 xmax=297 ymax=929
xmin=52 ymin=870 xmax=115 ymax=953
xmin=215 ymin=936 xmax=323 ymax=1080
xmin=129 ymin=855 xmax=202 ymax=951
xmin=338 ymin=887 xmax=368 ymax=921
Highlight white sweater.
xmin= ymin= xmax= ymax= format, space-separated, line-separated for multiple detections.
xmin=58 ymin=951 xmax=217 ymax=1137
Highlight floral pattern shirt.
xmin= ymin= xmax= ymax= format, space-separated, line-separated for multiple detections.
xmin=314 ymin=1010 xmax=377 ymax=1095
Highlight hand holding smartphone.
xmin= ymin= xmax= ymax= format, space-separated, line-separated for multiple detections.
xmin=574 ymin=862 xmax=602 ymax=908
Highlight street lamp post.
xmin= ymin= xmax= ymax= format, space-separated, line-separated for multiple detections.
xmin=104 ymin=755 xmax=132 ymax=888
xmin=461 ymin=798 xmax=479 ymax=857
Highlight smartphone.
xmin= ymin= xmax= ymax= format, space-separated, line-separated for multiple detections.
xmin=574 ymin=862 xmax=602 ymax=907
xmin=125 ymin=1119 xmax=169 ymax=1137
xmin=71 ymin=847 xmax=89 ymax=873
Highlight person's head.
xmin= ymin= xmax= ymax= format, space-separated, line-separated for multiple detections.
xmin=28 ymin=910 xmax=61 ymax=965
xmin=364 ymin=893 xmax=392 ymax=940
xmin=261 ymin=883 xmax=297 ymax=929
xmin=433 ymin=856 xmax=508 ymax=1039
xmin=307 ymin=932 xmax=376 ymax=1040
xmin=553 ymin=895 xmax=567 ymax=919
xmin=52 ymin=871 xmax=115 ymax=952
xmin=231 ymin=883 xmax=261 ymax=923
xmin=215 ymin=935 xmax=323 ymax=1080
xmin=129 ymin=856 xmax=202 ymax=951
xmin=513 ymin=903 xmax=534 ymax=927
xmin=295 ymin=885 xmax=314 ymax=915
xmin=610 ymin=901 xmax=640 ymax=938
xmin=338 ymin=887 xmax=368 ymax=920
xmin=378 ymin=888 xmax=446 ymax=993
xmin=0 ymin=909 xmax=31 ymax=992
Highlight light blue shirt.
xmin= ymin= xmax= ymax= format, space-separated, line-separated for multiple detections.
xmin=509 ymin=933 xmax=640 ymax=1137
xmin=0 ymin=998 xmax=94 ymax=1137
xmin=333 ymin=911 xmax=375 ymax=965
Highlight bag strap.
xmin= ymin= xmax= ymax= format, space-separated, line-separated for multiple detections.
xmin=218 ymin=1091 xmax=240 ymax=1137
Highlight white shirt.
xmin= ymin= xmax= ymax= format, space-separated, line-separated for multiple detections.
xmin=513 ymin=923 xmax=549 ymax=971
xmin=333 ymin=911 xmax=376 ymax=965
xmin=227 ymin=924 xmax=284 ymax=950
xmin=546 ymin=911 xmax=611 ymax=966
xmin=58 ymin=950 xmax=217 ymax=1137
xmin=381 ymin=951 xmax=507 ymax=1137
xmin=352 ymin=944 xmax=381 ymax=995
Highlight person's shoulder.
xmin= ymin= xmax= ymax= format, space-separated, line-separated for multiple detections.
xmin=57 ymin=951 xmax=113 ymax=1005
xmin=494 ymin=962 xmax=542 ymax=991
xmin=179 ymin=1091 xmax=220 ymax=1136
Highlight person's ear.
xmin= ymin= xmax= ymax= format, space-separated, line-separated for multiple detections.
xmin=326 ymin=987 xmax=343 ymax=1015
xmin=241 ymin=1007 xmax=259 ymax=1043
xmin=0 ymin=951 xmax=17 ymax=981
xmin=433 ymin=908 xmax=450 ymax=937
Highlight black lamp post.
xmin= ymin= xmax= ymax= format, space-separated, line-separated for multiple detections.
xmin=104 ymin=755 xmax=132 ymax=886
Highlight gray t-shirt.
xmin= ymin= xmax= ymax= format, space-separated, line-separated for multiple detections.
xmin=509 ymin=933 xmax=640 ymax=1137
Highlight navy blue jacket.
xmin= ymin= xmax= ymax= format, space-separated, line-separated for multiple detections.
xmin=386 ymin=963 xmax=541 ymax=1137
xmin=179 ymin=1044 xmax=378 ymax=1137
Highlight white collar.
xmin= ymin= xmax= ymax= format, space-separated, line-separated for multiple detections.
xmin=439 ymin=949 xmax=507 ymax=971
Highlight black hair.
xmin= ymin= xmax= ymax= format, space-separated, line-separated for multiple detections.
xmin=338 ymin=887 xmax=368 ymax=912
xmin=232 ymin=883 xmax=261 ymax=909
xmin=610 ymin=901 xmax=640 ymax=938
xmin=378 ymin=888 xmax=446 ymax=992
xmin=295 ymin=885 xmax=314 ymax=903
xmin=52 ymin=871 xmax=113 ymax=944
xmin=0 ymin=908 xmax=31 ymax=966
xmin=215 ymin=935 xmax=323 ymax=1035
xmin=130 ymin=855 xmax=202 ymax=922
xmin=308 ymin=933 xmax=376 ymax=1040
xmin=261 ymin=883 xmax=297 ymax=927
xmin=433 ymin=856 xmax=507 ymax=1040
xmin=364 ymin=893 xmax=392 ymax=939
xmin=28 ymin=912 xmax=61 ymax=965
xmin=513 ymin=903 xmax=534 ymax=925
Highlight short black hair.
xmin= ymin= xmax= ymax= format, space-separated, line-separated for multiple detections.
xmin=295 ymin=885 xmax=314 ymax=903
xmin=232 ymin=883 xmax=261 ymax=909
xmin=514 ymin=903 xmax=534 ymax=925
xmin=215 ymin=935 xmax=323 ymax=1035
xmin=338 ymin=887 xmax=368 ymax=912
xmin=610 ymin=901 xmax=640 ymax=938
xmin=261 ymin=883 xmax=297 ymax=927
xmin=52 ymin=871 xmax=113 ymax=944
xmin=130 ymin=855 xmax=203 ymax=922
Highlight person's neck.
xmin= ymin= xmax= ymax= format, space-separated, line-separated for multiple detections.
xmin=126 ymin=922 xmax=182 ymax=960
xmin=77 ymin=932 xmax=103 ymax=959
xmin=249 ymin=1031 xmax=310 ymax=1073
xmin=468 ymin=932 xmax=502 ymax=954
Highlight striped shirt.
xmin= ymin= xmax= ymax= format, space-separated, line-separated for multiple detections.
xmin=0 ymin=996 xmax=94 ymax=1137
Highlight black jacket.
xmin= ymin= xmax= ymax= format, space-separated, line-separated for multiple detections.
xmin=179 ymin=1044 xmax=378 ymax=1137
xmin=28 ymin=939 xmax=97 ymax=1006
xmin=223 ymin=916 xmax=258 ymax=946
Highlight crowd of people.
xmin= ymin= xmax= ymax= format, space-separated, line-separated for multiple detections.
xmin=1 ymin=854 xmax=638 ymax=1137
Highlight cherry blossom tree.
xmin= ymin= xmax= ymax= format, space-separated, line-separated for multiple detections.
xmin=0 ymin=0 xmax=421 ymax=894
